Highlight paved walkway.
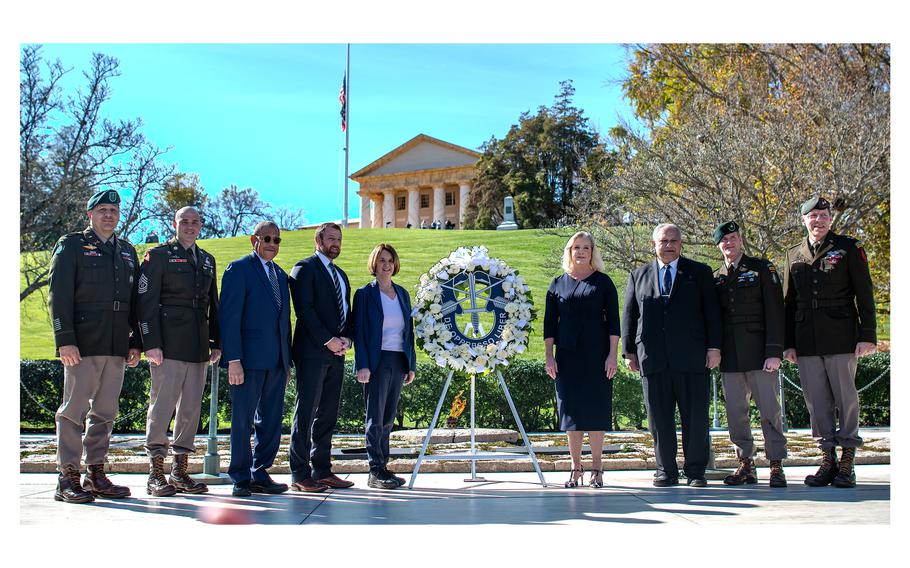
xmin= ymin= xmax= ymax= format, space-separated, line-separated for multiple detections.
xmin=19 ymin=464 xmax=890 ymax=525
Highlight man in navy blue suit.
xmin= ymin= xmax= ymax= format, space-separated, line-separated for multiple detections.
xmin=287 ymin=222 xmax=355 ymax=492
xmin=219 ymin=221 xmax=292 ymax=497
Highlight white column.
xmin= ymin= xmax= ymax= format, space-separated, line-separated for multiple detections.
xmin=383 ymin=192 xmax=395 ymax=228
xmin=458 ymin=182 xmax=471 ymax=228
xmin=371 ymin=195 xmax=383 ymax=228
xmin=407 ymin=187 xmax=419 ymax=228
xmin=359 ymin=194 xmax=370 ymax=229
xmin=433 ymin=184 xmax=445 ymax=227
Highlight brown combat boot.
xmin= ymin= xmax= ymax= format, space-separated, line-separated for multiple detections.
xmin=804 ymin=448 xmax=838 ymax=487
xmin=832 ymin=447 xmax=857 ymax=488
xmin=168 ymin=453 xmax=208 ymax=494
xmin=768 ymin=459 xmax=787 ymax=487
xmin=147 ymin=455 xmax=177 ymax=497
xmin=83 ymin=464 xmax=131 ymax=498
xmin=724 ymin=456 xmax=758 ymax=485
xmin=54 ymin=465 xmax=95 ymax=504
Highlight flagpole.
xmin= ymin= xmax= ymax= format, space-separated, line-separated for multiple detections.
xmin=342 ymin=43 xmax=350 ymax=229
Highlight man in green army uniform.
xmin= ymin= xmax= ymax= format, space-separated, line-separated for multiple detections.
xmin=138 ymin=206 xmax=221 ymax=496
xmin=713 ymin=221 xmax=788 ymax=488
xmin=782 ymin=196 xmax=877 ymax=488
xmin=48 ymin=189 xmax=141 ymax=504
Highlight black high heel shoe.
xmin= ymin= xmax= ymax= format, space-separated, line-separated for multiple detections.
xmin=565 ymin=467 xmax=584 ymax=488
xmin=589 ymin=469 xmax=604 ymax=488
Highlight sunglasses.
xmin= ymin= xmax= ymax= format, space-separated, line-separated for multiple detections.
xmin=257 ymin=235 xmax=282 ymax=244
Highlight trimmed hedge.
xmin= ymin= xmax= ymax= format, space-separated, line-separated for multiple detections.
xmin=20 ymin=354 xmax=890 ymax=434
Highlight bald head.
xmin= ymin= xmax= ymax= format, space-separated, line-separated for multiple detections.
xmin=173 ymin=206 xmax=202 ymax=248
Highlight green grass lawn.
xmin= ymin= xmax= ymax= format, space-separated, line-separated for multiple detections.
xmin=19 ymin=227 xmax=889 ymax=359
xmin=21 ymin=228 xmax=601 ymax=361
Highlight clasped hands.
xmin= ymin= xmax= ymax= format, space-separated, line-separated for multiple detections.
xmin=326 ymin=336 xmax=351 ymax=356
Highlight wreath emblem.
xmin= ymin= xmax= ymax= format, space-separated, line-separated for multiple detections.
xmin=412 ymin=246 xmax=535 ymax=374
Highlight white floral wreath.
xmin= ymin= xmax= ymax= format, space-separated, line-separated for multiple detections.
xmin=412 ymin=246 xmax=535 ymax=374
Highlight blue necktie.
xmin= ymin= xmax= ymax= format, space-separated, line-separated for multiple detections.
xmin=268 ymin=262 xmax=281 ymax=308
xmin=661 ymin=264 xmax=672 ymax=298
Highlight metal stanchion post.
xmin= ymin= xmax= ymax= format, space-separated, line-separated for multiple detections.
xmin=712 ymin=370 xmax=720 ymax=429
xmin=704 ymin=369 xmax=732 ymax=480
xmin=197 ymin=364 xmax=231 ymax=484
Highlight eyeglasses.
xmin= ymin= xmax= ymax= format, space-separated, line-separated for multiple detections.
xmin=257 ymin=235 xmax=282 ymax=244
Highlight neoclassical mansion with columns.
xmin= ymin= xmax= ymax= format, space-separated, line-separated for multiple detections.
xmin=352 ymin=134 xmax=480 ymax=229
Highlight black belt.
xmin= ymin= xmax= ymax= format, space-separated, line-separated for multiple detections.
xmin=75 ymin=301 xmax=130 ymax=312
xmin=161 ymin=299 xmax=207 ymax=309
xmin=797 ymin=299 xmax=854 ymax=310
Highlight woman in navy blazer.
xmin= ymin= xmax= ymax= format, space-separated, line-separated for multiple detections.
xmin=352 ymin=243 xmax=416 ymax=490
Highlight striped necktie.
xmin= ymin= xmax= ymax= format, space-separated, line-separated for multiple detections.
xmin=329 ymin=262 xmax=345 ymax=329
xmin=268 ymin=261 xmax=281 ymax=308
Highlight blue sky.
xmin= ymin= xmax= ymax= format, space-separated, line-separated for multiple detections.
xmin=32 ymin=43 xmax=637 ymax=226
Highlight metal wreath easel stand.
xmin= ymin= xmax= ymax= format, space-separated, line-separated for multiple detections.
xmin=407 ymin=368 xmax=548 ymax=489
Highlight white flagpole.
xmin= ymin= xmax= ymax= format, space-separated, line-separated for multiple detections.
xmin=342 ymin=43 xmax=350 ymax=228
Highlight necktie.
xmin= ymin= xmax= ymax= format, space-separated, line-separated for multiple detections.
xmin=268 ymin=261 xmax=281 ymax=308
xmin=329 ymin=262 xmax=346 ymax=330
xmin=662 ymin=264 xmax=672 ymax=297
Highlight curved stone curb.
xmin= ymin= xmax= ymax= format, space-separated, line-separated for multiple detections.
xmin=20 ymin=454 xmax=890 ymax=474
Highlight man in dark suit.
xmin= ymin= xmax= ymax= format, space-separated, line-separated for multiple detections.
xmin=219 ymin=221 xmax=292 ymax=497
xmin=288 ymin=222 xmax=355 ymax=492
xmin=622 ymin=223 xmax=722 ymax=487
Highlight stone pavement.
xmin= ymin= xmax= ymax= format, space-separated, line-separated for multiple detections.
xmin=19 ymin=464 xmax=889 ymax=525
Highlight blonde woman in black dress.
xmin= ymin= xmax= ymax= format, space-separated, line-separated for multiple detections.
xmin=544 ymin=232 xmax=620 ymax=488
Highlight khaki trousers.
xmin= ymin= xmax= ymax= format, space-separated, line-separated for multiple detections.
xmin=145 ymin=359 xmax=209 ymax=458
xmin=55 ymin=356 xmax=125 ymax=471
xmin=721 ymin=370 xmax=788 ymax=460
xmin=797 ymin=353 xmax=862 ymax=450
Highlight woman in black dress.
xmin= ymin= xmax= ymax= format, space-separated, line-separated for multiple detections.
xmin=544 ymin=231 xmax=620 ymax=488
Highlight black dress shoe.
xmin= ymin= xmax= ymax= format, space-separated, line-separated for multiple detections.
xmin=232 ymin=483 xmax=252 ymax=497
xmin=250 ymin=477 xmax=289 ymax=494
xmin=687 ymin=477 xmax=708 ymax=487
xmin=653 ymin=472 xmax=679 ymax=487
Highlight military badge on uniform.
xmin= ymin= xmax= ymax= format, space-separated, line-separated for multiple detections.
xmin=822 ymin=249 xmax=846 ymax=272
xmin=138 ymin=273 xmax=149 ymax=294
xmin=82 ymin=250 xmax=102 ymax=257
xmin=82 ymin=244 xmax=97 ymax=250
xmin=53 ymin=318 xmax=62 ymax=331
xmin=141 ymin=321 xmax=150 ymax=336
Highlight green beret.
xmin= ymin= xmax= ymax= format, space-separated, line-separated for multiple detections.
xmin=87 ymin=189 xmax=121 ymax=210
xmin=713 ymin=220 xmax=739 ymax=245
xmin=800 ymin=195 xmax=830 ymax=215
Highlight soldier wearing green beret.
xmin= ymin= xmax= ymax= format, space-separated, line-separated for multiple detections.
xmin=712 ymin=221 xmax=788 ymax=487
xmin=48 ymin=189 xmax=140 ymax=503
xmin=138 ymin=206 xmax=222 ymax=496
xmin=781 ymin=196 xmax=877 ymax=488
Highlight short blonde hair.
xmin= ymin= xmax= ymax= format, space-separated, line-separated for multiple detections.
xmin=561 ymin=231 xmax=605 ymax=273
xmin=367 ymin=243 xmax=400 ymax=276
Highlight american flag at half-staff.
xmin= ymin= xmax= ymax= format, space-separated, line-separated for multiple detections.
xmin=339 ymin=74 xmax=347 ymax=132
